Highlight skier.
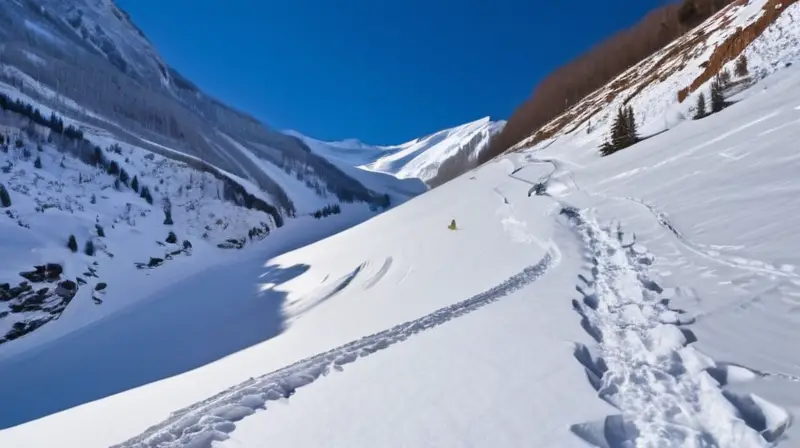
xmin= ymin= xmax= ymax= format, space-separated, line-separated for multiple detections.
xmin=448 ymin=219 xmax=457 ymax=230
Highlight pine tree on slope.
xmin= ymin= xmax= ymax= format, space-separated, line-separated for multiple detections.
xmin=710 ymin=77 xmax=726 ymax=113
xmin=694 ymin=92 xmax=707 ymax=119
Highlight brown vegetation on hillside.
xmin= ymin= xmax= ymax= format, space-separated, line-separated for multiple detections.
xmin=678 ymin=0 xmax=798 ymax=101
xmin=479 ymin=0 xmax=735 ymax=164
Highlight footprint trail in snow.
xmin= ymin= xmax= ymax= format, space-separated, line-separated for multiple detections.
xmin=562 ymin=207 xmax=792 ymax=448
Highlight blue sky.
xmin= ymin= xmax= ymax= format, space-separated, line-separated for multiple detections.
xmin=117 ymin=0 xmax=667 ymax=144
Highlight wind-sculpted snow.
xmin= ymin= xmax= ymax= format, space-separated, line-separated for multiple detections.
xmin=113 ymin=249 xmax=556 ymax=448
xmin=562 ymin=207 xmax=792 ymax=447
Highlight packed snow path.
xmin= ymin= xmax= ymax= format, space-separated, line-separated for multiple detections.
xmin=562 ymin=207 xmax=792 ymax=447
xmin=113 ymin=249 xmax=557 ymax=447
xmin=506 ymin=157 xmax=794 ymax=447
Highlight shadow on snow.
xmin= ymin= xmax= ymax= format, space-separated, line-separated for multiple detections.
xmin=0 ymin=259 xmax=310 ymax=430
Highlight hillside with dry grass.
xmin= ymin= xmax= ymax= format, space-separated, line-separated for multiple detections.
xmin=482 ymin=0 xmax=795 ymax=162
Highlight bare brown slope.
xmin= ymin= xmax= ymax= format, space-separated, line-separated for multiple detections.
xmin=678 ymin=0 xmax=798 ymax=101
xmin=480 ymin=0 xmax=733 ymax=164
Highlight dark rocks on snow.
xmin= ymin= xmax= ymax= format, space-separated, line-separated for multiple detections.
xmin=94 ymin=282 xmax=107 ymax=291
xmin=19 ymin=263 xmax=63 ymax=283
xmin=166 ymin=231 xmax=178 ymax=244
xmin=218 ymin=238 xmax=246 ymax=250
xmin=55 ymin=280 xmax=77 ymax=299
xmin=3 ymin=319 xmax=47 ymax=343
xmin=248 ymin=222 xmax=270 ymax=241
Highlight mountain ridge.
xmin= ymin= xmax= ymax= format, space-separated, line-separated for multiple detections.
xmin=288 ymin=116 xmax=506 ymax=187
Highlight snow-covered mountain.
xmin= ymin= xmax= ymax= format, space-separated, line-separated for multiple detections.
xmin=1 ymin=1 xmax=800 ymax=447
xmin=0 ymin=0 xmax=424 ymax=217
xmin=288 ymin=116 xmax=506 ymax=187
xmin=0 ymin=0 xmax=427 ymax=349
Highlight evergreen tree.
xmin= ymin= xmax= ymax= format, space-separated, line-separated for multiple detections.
xmin=34 ymin=155 xmax=42 ymax=169
xmin=140 ymin=186 xmax=153 ymax=204
xmin=119 ymin=168 xmax=130 ymax=186
xmin=718 ymin=68 xmax=731 ymax=86
xmin=710 ymin=77 xmax=725 ymax=113
xmin=735 ymin=54 xmax=749 ymax=77
xmin=625 ymin=106 xmax=639 ymax=146
xmin=610 ymin=106 xmax=628 ymax=151
xmin=600 ymin=105 xmax=639 ymax=156
xmin=93 ymin=146 xmax=105 ymax=167
xmin=163 ymin=196 xmax=173 ymax=224
xmin=0 ymin=183 xmax=11 ymax=207
xmin=95 ymin=224 xmax=105 ymax=237
xmin=694 ymin=92 xmax=707 ymax=119
xmin=84 ymin=240 xmax=95 ymax=256
xmin=90 ymin=194 xmax=97 ymax=204
xmin=131 ymin=175 xmax=139 ymax=192
xmin=68 ymin=235 xmax=78 ymax=253
xmin=599 ymin=140 xmax=616 ymax=156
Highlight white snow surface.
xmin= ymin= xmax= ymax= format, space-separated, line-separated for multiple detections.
xmin=1 ymin=61 xmax=799 ymax=447
xmin=2 ymin=2 xmax=800 ymax=447
xmin=288 ymin=116 xmax=506 ymax=183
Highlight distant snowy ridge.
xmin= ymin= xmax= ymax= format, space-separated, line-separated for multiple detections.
xmin=287 ymin=116 xmax=506 ymax=186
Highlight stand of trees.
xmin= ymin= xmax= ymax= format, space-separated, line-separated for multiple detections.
xmin=600 ymin=106 xmax=640 ymax=156
xmin=481 ymin=0 xmax=736 ymax=164
xmin=311 ymin=204 xmax=342 ymax=219
xmin=694 ymin=71 xmax=731 ymax=119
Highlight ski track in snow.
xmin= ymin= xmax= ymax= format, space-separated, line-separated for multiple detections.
xmin=603 ymin=196 xmax=799 ymax=282
xmin=522 ymin=156 xmax=799 ymax=282
xmin=113 ymin=250 xmax=557 ymax=448
xmin=563 ymin=207 xmax=792 ymax=448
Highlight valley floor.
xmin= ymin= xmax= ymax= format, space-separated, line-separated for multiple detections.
xmin=2 ymin=69 xmax=800 ymax=448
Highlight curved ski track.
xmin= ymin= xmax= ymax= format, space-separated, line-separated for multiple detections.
xmin=521 ymin=155 xmax=800 ymax=282
xmin=114 ymin=250 xmax=557 ymax=447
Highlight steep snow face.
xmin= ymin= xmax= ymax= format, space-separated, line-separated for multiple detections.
xmin=366 ymin=117 xmax=505 ymax=182
xmin=1 ymin=66 xmax=799 ymax=448
xmin=0 ymin=0 xmax=168 ymax=87
xmin=0 ymin=0 xmax=416 ymax=218
xmin=289 ymin=117 xmax=506 ymax=184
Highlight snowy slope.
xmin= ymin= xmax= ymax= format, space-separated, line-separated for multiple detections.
xmin=511 ymin=0 xmax=800 ymax=153
xmin=0 ymin=0 xmax=419 ymax=217
xmin=0 ymin=79 xmax=414 ymax=355
xmin=288 ymin=116 xmax=506 ymax=184
xmin=1 ymin=1 xmax=799 ymax=447
xmin=2 ymin=59 xmax=799 ymax=448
